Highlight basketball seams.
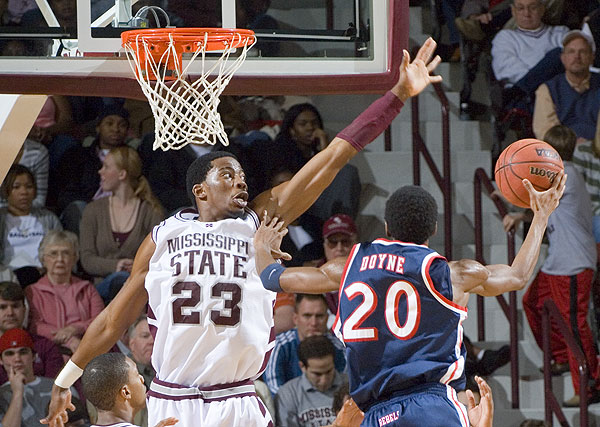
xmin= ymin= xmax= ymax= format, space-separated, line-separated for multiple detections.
xmin=494 ymin=138 xmax=564 ymax=209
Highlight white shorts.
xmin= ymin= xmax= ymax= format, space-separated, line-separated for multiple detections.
xmin=147 ymin=379 xmax=273 ymax=427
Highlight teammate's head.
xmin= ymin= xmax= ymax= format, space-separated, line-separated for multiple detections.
xmin=186 ymin=151 xmax=248 ymax=220
xmin=332 ymin=381 xmax=350 ymax=414
xmin=294 ymin=294 xmax=329 ymax=340
xmin=384 ymin=186 xmax=437 ymax=245
xmin=297 ymin=335 xmax=336 ymax=392
xmin=511 ymin=0 xmax=544 ymax=30
xmin=0 ymin=282 xmax=26 ymax=332
xmin=543 ymin=125 xmax=576 ymax=161
xmin=82 ymin=353 xmax=146 ymax=413
xmin=0 ymin=329 xmax=36 ymax=382
xmin=322 ymin=214 xmax=358 ymax=261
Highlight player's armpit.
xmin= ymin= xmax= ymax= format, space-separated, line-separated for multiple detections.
xmin=280 ymin=258 xmax=346 ymax=294
xmin=71 ymin=234 xmax=154 ymax=368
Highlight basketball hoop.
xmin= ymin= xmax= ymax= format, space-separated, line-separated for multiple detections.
xmin=121 ymin=28 xmax=256 ymax=151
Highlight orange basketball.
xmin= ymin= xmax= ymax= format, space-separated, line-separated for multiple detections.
xmin=494 ymin=139 xmax=564 ymax=208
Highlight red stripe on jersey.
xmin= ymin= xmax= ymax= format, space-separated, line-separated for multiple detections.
xmin=332 ymin=243 xmax=361 ymax=340
xmin=424 ymin=255 xmax=468 ymax=313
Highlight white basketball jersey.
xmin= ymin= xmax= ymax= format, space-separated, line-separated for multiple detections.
xmin=146 ymin=208 xmax=276 ymax=387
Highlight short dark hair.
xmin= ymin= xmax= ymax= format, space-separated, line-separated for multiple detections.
xmin=1 ymin=164 xmax=36 ymax=199
xmin=294 ymin=294 xmax=327 ymax=312
xmin=332 ymin=381 xmax=350 ymax=414
xmin=543 ymin=125 xmax=576 ymax=161
xmin=384 ymin=186 xmax=437 ymax=244
xmin=82 ymin=353 xmax=129 ymax=411
xmin=185 ymin=151 xmax=239 ymax=206
xmin=0 ymin=282 xmax=24 ymax=303
xmin=297 ymin=335 xmax=335 ymax=366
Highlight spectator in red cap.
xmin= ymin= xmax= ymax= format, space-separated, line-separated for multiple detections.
xmin=320 ymin=214 xmax=358 ymax=314
xmin=273 ymin=214 xmax=359 ymax=335
xmin=0 ymin=328 xmax=78 ymax=427
xmin=0 ymin=281 xmax=62 ymax=386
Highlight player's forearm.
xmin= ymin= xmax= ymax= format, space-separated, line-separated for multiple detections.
xmin=280 ymin=267 xmax=340 ymax=293
xmin=507 ymin=213 xmax=548 ymax=289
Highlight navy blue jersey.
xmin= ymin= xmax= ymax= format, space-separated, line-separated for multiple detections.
xmin=332 ymin=239 xmax=467 ymax=411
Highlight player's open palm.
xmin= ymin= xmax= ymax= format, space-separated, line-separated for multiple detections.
xmin=466 ymin=376 xmax=494 ymax=427
xmin=154 ymin=417 xmax=179 ymax=427
xmin=255 ymin=213 xmax=292 ymax=262
xmin=40 ymin=385 xmax=74 ymax=427
xmin=392 ymin=37 xmax=442 ymax=100
xmin=524 ymin=170 xmax=566 ymax=220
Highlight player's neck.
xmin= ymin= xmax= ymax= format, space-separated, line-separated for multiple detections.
xmin=96 ymin=406 xmax=136 ymax=425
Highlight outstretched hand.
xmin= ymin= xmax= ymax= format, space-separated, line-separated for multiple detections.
xmin=255 ymin=212 xmax=292 ymax=262
xmin=40 ymin=385 xmax=74 ymax=427
xmin=392 ymin=37 xmax=442 ymax=101
xmin=524 ymin=170 xmax=566 ymax=221
xmin=466 ymin=376 xmax=494 ymax=427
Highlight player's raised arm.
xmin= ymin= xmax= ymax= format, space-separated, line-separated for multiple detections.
xmin=42 ymin=234 xmax=154 ymax=427
xmin=251 ymin=38 xmax=442 ymax=225
xmin=254 ymin=215 xmax=345 ymax=294
xmin=451 ymin=172 xmax=566 ymax=301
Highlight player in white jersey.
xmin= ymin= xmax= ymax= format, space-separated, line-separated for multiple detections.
xmin=43 ymin=38 xmax=443 ymax=427
xmin=82 ymin=353 xmax=177 ymax=427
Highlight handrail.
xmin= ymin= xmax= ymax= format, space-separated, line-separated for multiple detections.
xmin=543 ymin=300 xmax=589 ymax=427
xmin=411 ymin=82 xmax=452 ymax=259
xmin=473 ymin=167 xmax=520 ymax=408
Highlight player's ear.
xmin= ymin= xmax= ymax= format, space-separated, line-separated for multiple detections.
xmin=121 ymin=384 xmax=132 ymax=400
xmin=384 ymin=221 xmax=391 ymax=238
xmin=299 ymin=361 xmax=306 ymax=373
xmin=433 ymin=222 xmax=438 ymax=237
xmin=192 ymin=183 xmax=206 ymax=201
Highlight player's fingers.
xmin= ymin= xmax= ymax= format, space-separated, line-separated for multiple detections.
xmin=399 ymin=49 xmax=410 ymax=71
xmin=67 ymin=402 xmax=75 ymax=411
xmin=465 ymin=389 xmax=476 ymax=409
xmin=426 ymin=55 xmax=441 ymax=73
xmin=415 ymin=37 xmax=436 ymax=63
xmin=429 ymin=74 xmax=443 ymax=84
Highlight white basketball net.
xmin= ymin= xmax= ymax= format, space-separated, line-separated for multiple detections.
xmin=123 ymin=32 xmax=255 ymax=151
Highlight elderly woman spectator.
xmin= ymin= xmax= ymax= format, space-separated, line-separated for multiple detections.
xmin=25 ymin=230 xmax=104 ymax=357
xmin=0 ymin=164 xmax=61 ymax=286
xmin=79 ymin=146 xmax=164 ymax=303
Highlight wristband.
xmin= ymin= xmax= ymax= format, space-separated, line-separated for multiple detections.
xmin=54 ymin=359 xmax=83 ymax=389
xmin=260 ymin=262 xmax=286 ymax=293
xmin=337 ymin=90 xmax=404 ymax=152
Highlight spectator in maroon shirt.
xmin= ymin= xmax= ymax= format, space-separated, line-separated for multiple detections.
xmin=0 ymin=281 xmax=62 ymax=384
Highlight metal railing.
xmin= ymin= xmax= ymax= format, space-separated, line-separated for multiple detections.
xmin=543 ymin=300 xmax=589 ymax=427
xmin=473 ymin=167 xmax=520 ymax=408
xmin=411 ymin=82 xmax=452 ymax=259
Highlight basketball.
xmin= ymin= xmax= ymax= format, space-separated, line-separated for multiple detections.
xmin=494 ymin=138 xmax=564 ymax=208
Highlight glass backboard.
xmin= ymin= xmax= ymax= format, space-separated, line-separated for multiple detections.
xmin=0 ymin=0 xmax=407 ymax=97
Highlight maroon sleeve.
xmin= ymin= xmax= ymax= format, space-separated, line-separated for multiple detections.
xmin=32 ymin=334 xmax=64 ymax=379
